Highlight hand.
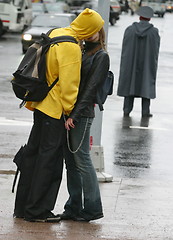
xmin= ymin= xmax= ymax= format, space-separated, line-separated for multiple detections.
xmin=65 ymin=118 xmax=75 ymax=130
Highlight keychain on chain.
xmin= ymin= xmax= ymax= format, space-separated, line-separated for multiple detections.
xmin=63 ymin=115 xmax=89 ymax=154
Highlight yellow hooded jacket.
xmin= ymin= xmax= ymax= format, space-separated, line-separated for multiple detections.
xmin=26 ymin=8 xmax=104 ymax=119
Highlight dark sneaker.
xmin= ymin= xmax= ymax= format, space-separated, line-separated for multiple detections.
xmin=25 ymin=212 xmax=61 ymax=223
xmin=57 ymin=212 xmax=76 ymax=220
xmin=73 ymin=216 xmax=89 ymax=222
xmin=89 ymin=213 xmax=104 ymax=221
xmin=13 ymin=213 xmax=24 ymax=219
xmin=45 ymin=214 xmax=61 ymax=223
xmin=123 ymin=113 xmax=129 ymax=117
xmin=74 ymin=213 xmax=104 ymax=222
xmin=142 ymin=113 xmax=153 ymax=118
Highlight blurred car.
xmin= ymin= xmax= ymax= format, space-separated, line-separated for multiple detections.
xmin=21 ymin=13 xmax=76 ymax=53
xmin=110 ymin=5 xmax=120 ymax=25
xmin=32 ymin=2 xmax=48 ymax=18
xmin=141 ymin=0 xmax=166 ymax=17
xmin=32 ymin=2 xmax=70 ymax=18
xmin=118 ymin=0 xmax=130 ymax=13
xmin=45 ymin=2 xmax=70 ymax=14
xmin=0 ymin=19 xmax=3 ymax=37
xmin=110 ymin=0 xmax=121 ymax=17
xmin=166 ymin=0 xmax=173 ymax=12
xmin=73 ymin=0 xmax=120 ymax=26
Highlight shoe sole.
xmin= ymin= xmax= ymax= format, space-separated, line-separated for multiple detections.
xmin=46 ymin=217 xmax=61 ymax=223
xmin=13 ymin=213 xmax=24 ymax=219
xmin=73 ymin=214 xmax=104 ymax=222
xmin=73 ymin=218 xmax=89 ymax=222
xmin=57 ymin=214 xmax=76 ymax=220
xmin=89 ymin=214 xmax=104 ymax=221
xmin=25 ymin=217 xmax=61 ymax=223
xmin=61 ymin=216 xmax=75 ymax=220
xmin=13 ymin=216 xmax=24 ymax=219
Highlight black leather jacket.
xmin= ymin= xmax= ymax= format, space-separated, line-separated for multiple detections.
xmin=69 ymin=49 xmax=110 ymax=122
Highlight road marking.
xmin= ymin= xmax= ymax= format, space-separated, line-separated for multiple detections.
xmin=129 ymin=126 xmax=168 ymax=131
xmin=0 ymin=117 xmax=32 ymax=126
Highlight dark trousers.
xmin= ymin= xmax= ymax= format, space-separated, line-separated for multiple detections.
xmin=14 ymin=110 xmax=65 ymax=219
xmin=123 ymin=96 xmax=151 ymax=116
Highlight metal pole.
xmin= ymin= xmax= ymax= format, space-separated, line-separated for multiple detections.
xmin=98 ymin=0 xmax=110 ymax=41
xmin=90 ymin=0 xmax=113 ymax=182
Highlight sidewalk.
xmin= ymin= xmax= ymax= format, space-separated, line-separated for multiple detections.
xmin=0 ymin=168 xmax=173 ymax=240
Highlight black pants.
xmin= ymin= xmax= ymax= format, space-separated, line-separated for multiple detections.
xmin=14 ymin=110 xmax=65 ymax=219
xmin=123 ymin=96 xmax=151 ymax=116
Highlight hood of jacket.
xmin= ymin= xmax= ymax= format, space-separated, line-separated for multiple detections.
xmin=70 ymin=8 xmax=104 ymax=40
xmin=133 ymin=21 xmax=153 ymax=37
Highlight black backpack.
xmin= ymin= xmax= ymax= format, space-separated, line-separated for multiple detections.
xmin=11 ymin=31 xmax=78 ymax=108
xmin=96 ymin=70 xmax=114 ymax=111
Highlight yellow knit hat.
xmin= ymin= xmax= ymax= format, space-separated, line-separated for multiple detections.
xmin=70 ymin=8 xmax=104 ymax=40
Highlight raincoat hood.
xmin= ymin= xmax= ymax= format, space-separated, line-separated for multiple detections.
xmin=70 ymin=8 xmax=104 ymax=40
xmin=133 ymin=21 xmax=153 ymax=37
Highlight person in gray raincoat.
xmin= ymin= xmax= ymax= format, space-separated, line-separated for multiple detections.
xmin=117 ymin=6 xmax=160 ymax=117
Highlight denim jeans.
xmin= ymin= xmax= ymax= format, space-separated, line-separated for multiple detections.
xmin=63 ymin=117 xmax=103 ymax=220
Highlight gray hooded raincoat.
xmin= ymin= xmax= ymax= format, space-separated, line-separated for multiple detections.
xmin=117 ymin=20 xmax=160 ymax=99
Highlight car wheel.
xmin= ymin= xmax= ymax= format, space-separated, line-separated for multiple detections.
xmin=0 ymin=20 xmax=3 ymax=37
xmin=22 ymin=46 xmax=27 ymax=54
xmin=110 ymin=17 xmax=116 ymax=26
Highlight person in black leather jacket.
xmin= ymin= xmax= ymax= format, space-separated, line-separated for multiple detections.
xmin=59 ymin=28 xmax=110 ymax=222
xmin=68 ymin=39 xmax=110 ymax=122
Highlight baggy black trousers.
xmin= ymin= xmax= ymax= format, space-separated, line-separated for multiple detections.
xmin=14 ymin=109 xmax=65 ymax=219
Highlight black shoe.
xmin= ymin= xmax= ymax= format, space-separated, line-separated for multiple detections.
xmin=13 ymin=213 xmax=24 ymax=219
xmin=73 ymin=216 xmax=90 ymax=222
xmin=142 ymin=113 xmax=153 ymax=118
xmin=89 ymin=213 xmax=104 ymax=221
xmin=25 ymin=212 xmax=61 ymax=223
xmin=57 ymin=212 xmax=76 ymax=220
xmin=123 ymin=113 xmax=129 ymax=117
xmin=74 ymin=213 xmax=104 ymax=222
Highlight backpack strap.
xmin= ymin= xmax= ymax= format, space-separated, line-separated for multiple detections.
xmin=41 ymin=32 xmax=78 ymax=45
xmin=46 ymin=27 xmax=57 ymax=36
xmin=39 ymin=33 xmax=78 ymax=93
xmin=48 ymin=77 xmax=59 ymax=90
xmin=45 ymin=28 xmax=78 ymax=44
xmin=50 ymin=35 xmax=78 ymax=44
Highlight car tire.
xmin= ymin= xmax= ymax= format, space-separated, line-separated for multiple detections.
xmin=22 ymin=46 xmax=27 ymax=54
xmin=110 ymin=17 xmax=116 ymax=26
xmin=0 ymin=20 xmax=3 ymax=37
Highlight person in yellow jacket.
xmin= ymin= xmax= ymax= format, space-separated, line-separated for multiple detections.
xmin=13 ymin=8 xmax=105 ymax=223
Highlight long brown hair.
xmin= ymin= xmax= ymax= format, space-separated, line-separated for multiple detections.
xmin=99 ymin=27 xmax=106 ymax=50
xmin=80 ymin=27 xmax=107 ymax=56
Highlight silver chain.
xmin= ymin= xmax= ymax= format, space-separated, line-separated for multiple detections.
xmin=66 ymin=117 xmax=89 ymax=154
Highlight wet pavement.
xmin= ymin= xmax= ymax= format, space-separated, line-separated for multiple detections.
xmin=1 ymin=13 xmax=173 ymax=240
xmin=1 ymin=173 xmax=173 ymax=240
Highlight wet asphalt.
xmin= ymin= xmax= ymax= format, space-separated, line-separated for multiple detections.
xmin=0 ymin=13 xmax=173 ymax=240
